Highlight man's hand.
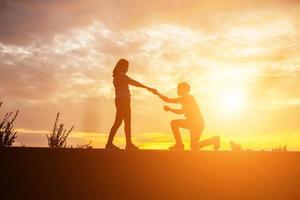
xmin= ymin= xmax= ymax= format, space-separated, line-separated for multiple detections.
xmin=163 ymin=105 xmax=170 ymax=112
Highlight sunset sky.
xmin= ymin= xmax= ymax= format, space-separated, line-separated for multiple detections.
xmin=1 ymin=0 xmax=300 ymax=150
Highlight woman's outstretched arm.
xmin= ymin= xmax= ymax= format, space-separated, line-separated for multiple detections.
xmin=126 ymin=76 xmax=154 ymax=91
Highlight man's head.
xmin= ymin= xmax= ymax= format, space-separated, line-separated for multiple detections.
xmin=177 ymin=82 xmax=190 ymax=96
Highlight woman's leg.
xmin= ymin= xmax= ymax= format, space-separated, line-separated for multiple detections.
xmin=107 ymin=107 xmax=123 ymax=145
xmin=123 ymin=102 xmax=132 ymax=144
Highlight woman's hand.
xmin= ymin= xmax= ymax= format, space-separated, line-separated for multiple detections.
xmin=147 ymin=88 xmax=158 ymax=95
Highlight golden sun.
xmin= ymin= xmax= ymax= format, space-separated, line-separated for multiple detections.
xmin=219 ymin=90 xmax=247 ymax=114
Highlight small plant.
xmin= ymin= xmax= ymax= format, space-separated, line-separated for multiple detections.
xmin=272 ymin=145 xmax=287 ymax=152
xmin=0 ymin=102 xmax=19 ymax=147
xmin=75 ymin=141 xmax=93 ymax=149
xmin=47 ymin=113 xmax=74 ymax=148
xmin=230 ymin=141 xmax=242 ymax=152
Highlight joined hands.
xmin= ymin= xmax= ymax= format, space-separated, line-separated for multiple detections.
xmin=147 ymin=88 xmax=158 ymax=95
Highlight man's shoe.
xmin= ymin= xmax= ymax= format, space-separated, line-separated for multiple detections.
xmin=169 ymin=143 xmax=184 ymax=150
xmin=126 ymin=143 xmax=139 ymax=150
xmin=105 ymin=143 xmax=120 ymax=150
xmin=213 ymin=136 xmax=220 ymax=151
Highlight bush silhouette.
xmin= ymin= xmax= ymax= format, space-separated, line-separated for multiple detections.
xmin=75 ymin=141 xmax=93 ymax=149
xmin=47 ymin=113 xmax=74 ymax=148
xmin=272 ymin=145 xmax=288 ymax=152
xmin=0 ymin=102 xmax=18 ymax=147
xmin=68 ymin=141 xmax=93 ymax=149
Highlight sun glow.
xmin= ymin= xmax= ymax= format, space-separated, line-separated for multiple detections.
xmin=219 ymin=90 xmax=247 ymax=114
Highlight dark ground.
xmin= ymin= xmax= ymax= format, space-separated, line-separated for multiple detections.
xmin=1 ymin=148 xmax=300 ymax=200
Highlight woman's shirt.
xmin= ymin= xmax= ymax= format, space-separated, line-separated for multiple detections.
xmin=113 ymin=74 xmax=140 ymax=100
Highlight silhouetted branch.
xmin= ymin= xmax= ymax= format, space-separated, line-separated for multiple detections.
xmin=47 ymin=113 xmax=74 ymax=148
xmin=0 ymin=102 xmax=18 ymax=147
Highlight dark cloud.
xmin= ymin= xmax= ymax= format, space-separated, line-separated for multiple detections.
xmin=1 ymin=0 xmax=300 ymax=45
xmin=0 ymin=0 xmax=99 ymax=45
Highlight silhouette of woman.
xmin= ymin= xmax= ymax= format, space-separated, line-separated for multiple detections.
xmin=106 ymin=59 xmax=156 ymax=150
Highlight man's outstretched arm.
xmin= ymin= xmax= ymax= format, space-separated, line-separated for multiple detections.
xmin=155 ymin=91 xmax=181 ymax=104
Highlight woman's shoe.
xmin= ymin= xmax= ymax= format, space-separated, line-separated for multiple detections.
xmin=125 ymin=143 xmax=139 ymax=150
xmin=169 ymin=143 xmax=184 ymax=150
xmin=105 ymin=143 xmax=120 ymax=150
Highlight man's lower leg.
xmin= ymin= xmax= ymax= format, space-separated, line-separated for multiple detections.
xmin=171 ymin=124 xmax=183 ymax=145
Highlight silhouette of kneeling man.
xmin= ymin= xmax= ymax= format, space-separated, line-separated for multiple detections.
xmin=154 ymin=82 xmax=220 ymax=151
